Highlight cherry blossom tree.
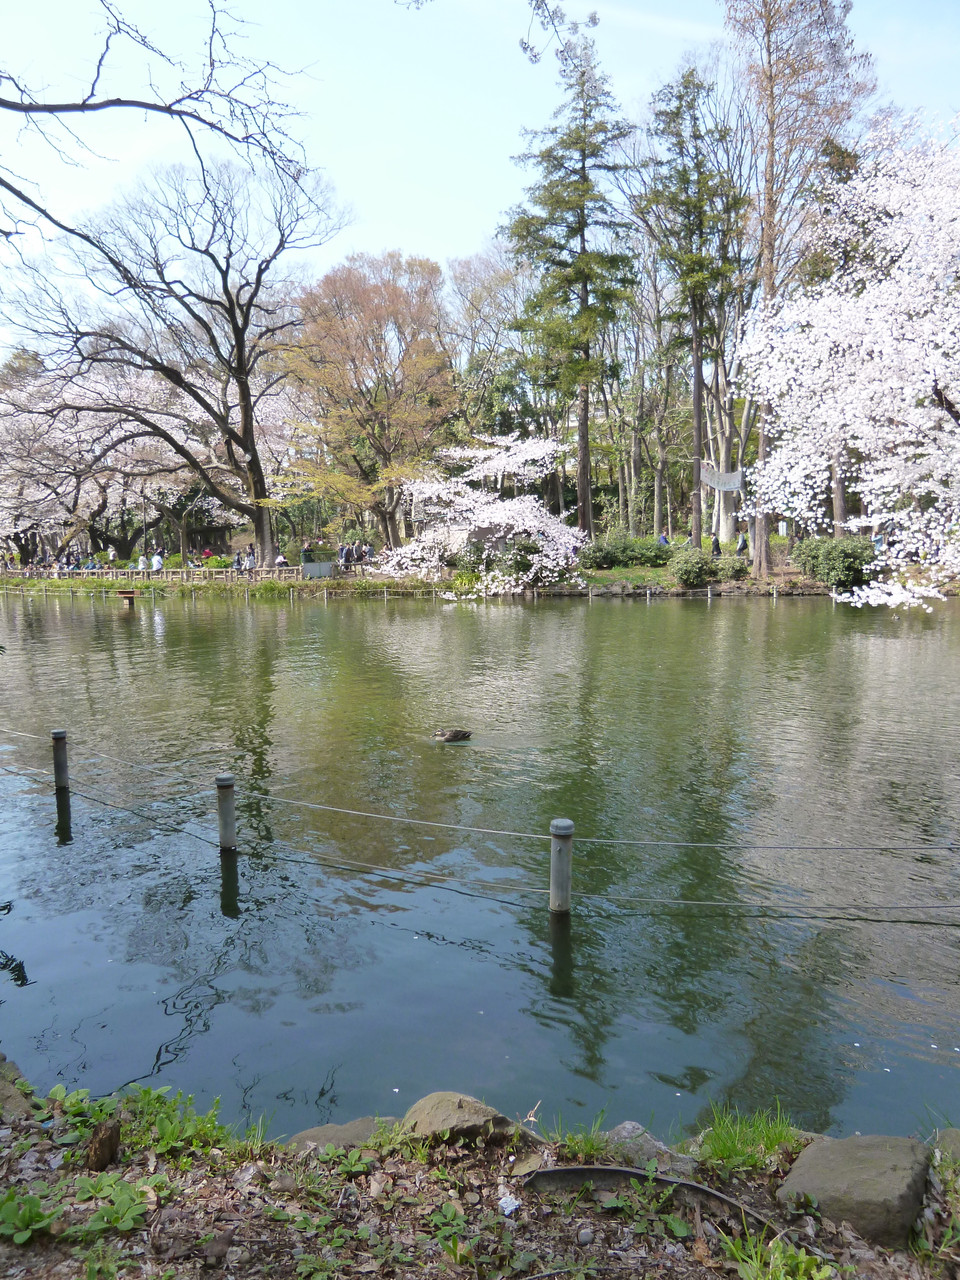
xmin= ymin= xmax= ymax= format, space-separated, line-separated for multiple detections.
xmin=3 ymin=163 xmax=339 ymax=563
xmin=740 ymin=120 xmax=960 ymax=607
xmin=377 ymin=433 xmax=584 ymax=591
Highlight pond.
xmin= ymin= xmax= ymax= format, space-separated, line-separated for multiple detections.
xmin=1 ymin=589 xmax=958 ymax=1141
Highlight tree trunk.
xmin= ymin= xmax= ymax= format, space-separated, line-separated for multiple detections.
xmin=690 ymin=309 xmax=704 ymax=548
xmin=577 ymin=379 xmax=593 ymax=537
xmin=831 ymin=454 xmax=848 ymax=536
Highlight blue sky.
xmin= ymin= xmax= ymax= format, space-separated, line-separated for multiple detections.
xmin=4 ymin=0 xmax=960 ymax=274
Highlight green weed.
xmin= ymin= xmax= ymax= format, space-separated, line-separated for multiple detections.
xmin=697 ymin=1102 xmax=800 ymax=1177
xmin=600 ymin=1163 xmax=689 ymax=1240
xmin=546 ymin=1111 xmax=610 ymax=1163
xmin=0 ymin=1186 xmax=62 ymax=1243
xmin=40 ymin=1085 xmax=117 ymax=1148
xmin=721 ymin=1230 xmax=837 ymax=1280
xmin=120 ymin=1085 xmax=232 ymax=1161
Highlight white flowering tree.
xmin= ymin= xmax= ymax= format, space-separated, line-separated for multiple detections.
xmin=739 ymin=121 xmax=960 ymax=607
xmin=3 ymin=163 xmax=340 ymax=565
xmin=377 ymin=433 xmax=585 ymax=590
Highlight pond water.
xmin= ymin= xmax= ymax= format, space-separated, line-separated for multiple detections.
xmin=1 ymin=590 xmax=959 ymax=1141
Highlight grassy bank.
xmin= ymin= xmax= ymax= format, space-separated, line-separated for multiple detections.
xmin=1 ymin=1077 xmax=955 ymax=1279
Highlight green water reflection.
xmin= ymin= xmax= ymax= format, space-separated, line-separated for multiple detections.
xmin=0 ymin=592 xmax=958 ymax=1139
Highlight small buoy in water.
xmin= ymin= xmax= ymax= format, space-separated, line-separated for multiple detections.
xmin=433 ymin=728 xmax=472 ymax=743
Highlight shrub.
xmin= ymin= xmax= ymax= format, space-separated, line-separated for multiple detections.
xmin=716 ymin=554 xmax=748 ymax=581
xmin=165 ymin=553 xmax=183 ymax=568
xmin=579 ymin=532 xmax=670 ymax=570
xmin=794 ymin=536 xmax=875 ymax=588
xmin=631 ymin=536 xmax=671 ymax=567
xmin=455 ymin=542 xmax=489 ymax=573
xmin=504 ymin=537 xmax=541 ymax=577
xmin=671 ymin=546 xmax=713 ymax=588
xmin=451 ymin=570 xmax=481 ymax=594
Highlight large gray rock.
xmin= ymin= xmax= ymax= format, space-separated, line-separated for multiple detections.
xmin=0 ymin=1053 xmax=36 ymax=1119
xmin=935 ymin=1128 xmax=960 ymax=1162
xmin=777 ymin=1135 xmax=929 ymax=1248
xmin=605 ymin=1121 xmax=698 ymax=1178
xmin=287 ymin=1115 xmax=395 ymax=1154
xmin=402 ymin=1092 xmax=538 ymax=1145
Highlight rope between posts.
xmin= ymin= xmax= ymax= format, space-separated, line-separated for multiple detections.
xmin=263 ymin=790 xmax=551 ymax=842
xmin=5 ymin=761 xmax=960 ymax=925
xmin=0 ymin=726 xmax=956 ymax=854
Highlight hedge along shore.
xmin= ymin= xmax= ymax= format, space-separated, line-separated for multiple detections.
xmin=0 ymin=569 xmax=831 ymax=601
xmin=2 ymin=1052 xmax=960 ymax=1280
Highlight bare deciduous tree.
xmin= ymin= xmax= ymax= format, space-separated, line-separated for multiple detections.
xmin=5 ymin=163 xmax=342 ymax=563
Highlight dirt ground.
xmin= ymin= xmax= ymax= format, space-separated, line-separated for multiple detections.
xmin=1 ymin=1103 xmax=949 ymax=1280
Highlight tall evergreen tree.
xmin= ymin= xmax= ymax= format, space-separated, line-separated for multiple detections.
xmin=638 ymin=68 xmax=751 ymax=546
xmin=505 ymin=39 xmax=634 ymax=537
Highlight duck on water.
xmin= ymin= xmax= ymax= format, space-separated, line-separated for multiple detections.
xmin=433 ymin=729 xmax=472 ymax=743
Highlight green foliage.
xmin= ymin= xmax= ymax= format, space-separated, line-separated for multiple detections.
xmin=313 ymin=543 xmax=338 ymax=562
xmin=121 ymin=1085 xmax=232 ymax=1161
xmin=716 ymin=553 xmax=748 ymax=581
xmin=793 ymin=536 xmax=876 ymax=589
xmin=73 ymin=1171 xmax=167 ymax=1236
xmin=547 ymin=1111 xmax=611 ymax=1163
xmin=500 ymin=537 xmax=542 ymax=579
xmin=0 ymin=1187 xmax=61 ymax=1243
xmin=602 ymin=1164 xmax=690 ymax=1240
xmin=164 ymin=553 xmax=183 ymax=568
xmin=697 ymin=1102 xmax=799 ymax=1177
xmin=428 ymin=1200 xmax=468 ymax=1241
xmin=720 ymin=1230 xmax=836 ymax=1280
xmin=454 ymin=542 xmax=489 ymax=573
xmin=670 ymin=546 xmax=713 ymax=587
xmin=451 ymin=570 xmax=481 ymax=595
xmin=200 ymin=555 xmax=233 ymax=568
xmin=250 ymin=578 xmax=288 ymax=598
xmin=41 ymin=1085 xmax=117 ymax=1147
xmin=505 ymin=39 xmax=635 ymax=408
xmin=579 ymin=533 xmax=670 ymax=569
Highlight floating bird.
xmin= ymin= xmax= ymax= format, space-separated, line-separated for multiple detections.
xmin=433 ymin=728 xmax=472 ymax=743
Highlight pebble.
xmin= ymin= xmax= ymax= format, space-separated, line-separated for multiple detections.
xmin=578 ymin=1227 xmax=595 ymax=1245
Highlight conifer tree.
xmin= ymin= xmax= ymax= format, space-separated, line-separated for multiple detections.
xmin=638 ymin=69 xmax=751 ymax=547
xmin=505 ymin=39 xmax=634 ymax=537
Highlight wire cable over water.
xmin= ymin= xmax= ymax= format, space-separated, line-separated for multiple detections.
xmin=2 ymin=737 xmax=959 ymax=924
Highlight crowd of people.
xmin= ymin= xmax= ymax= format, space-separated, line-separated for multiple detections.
xmin=337 ymin=539 xmax=375 ymax=572
xmin=3 ymin=536 xmax=381 ymax=577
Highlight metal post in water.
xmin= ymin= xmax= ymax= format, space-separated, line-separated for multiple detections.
xmin=289 ymin=587 xmax=294 ymax=604
xmin=51 ymin=729 xmax=69 ymax=790
xmin=384 ymin=586 xmax=388 ymax=603
xmin=323 ymin=588 xmax=327 ymax=605
xmin=773 ymin=584 xmax=778 ymax=603
xmin=549 ymin=817 xmax=574 ymax=914
xmin=55 ymin=786 xmax=72 ymax=844
xmin=646 ymin=588 xmax=651 ymax=603
xmin=219 ymin=851 xmax=239 ymax=918
xmin=216 ymin=773 xmax=237 ymax=852
xmin=707 ymin=584 xmax=712 ymax=602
